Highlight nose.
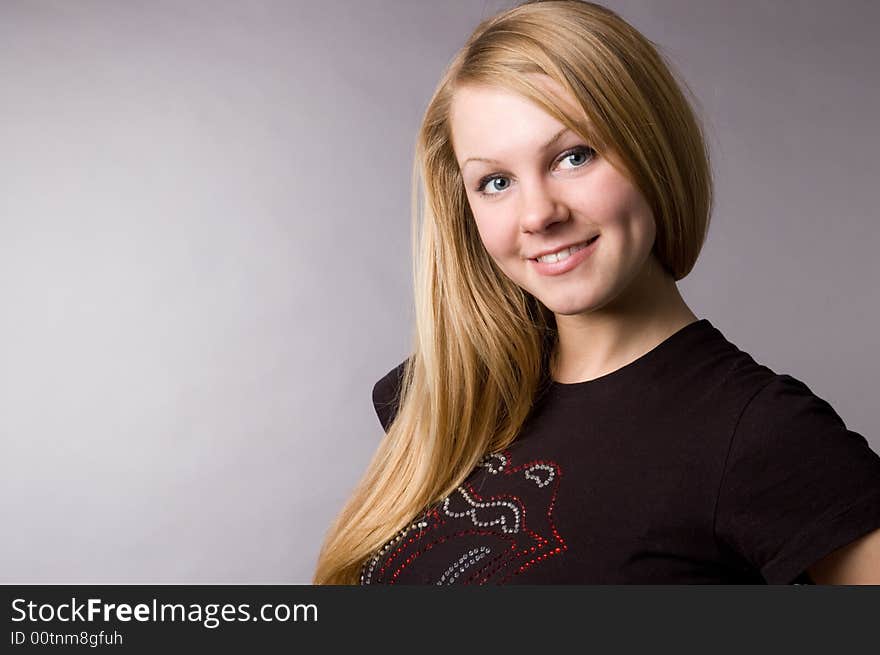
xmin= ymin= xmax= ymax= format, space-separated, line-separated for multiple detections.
xmin=518 ymin=177 xmax=569 ymax=234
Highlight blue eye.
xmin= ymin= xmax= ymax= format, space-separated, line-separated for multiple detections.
xmin=475 ymin=145 xmax=596 ymax=198
xmin=558 ymin=148 xmax=592 ymax=170
xmin=482 ymin=177 xmax=512 ymax=194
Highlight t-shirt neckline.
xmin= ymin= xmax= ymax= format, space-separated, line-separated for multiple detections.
xmin=546 ymin=318 xmax=712 ymax=395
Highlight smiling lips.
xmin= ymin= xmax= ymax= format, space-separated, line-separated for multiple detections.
xmin=530 ymin=234 xmax=600 ymax=263
xmin=529 ymin=235 xmax=600 ymax=276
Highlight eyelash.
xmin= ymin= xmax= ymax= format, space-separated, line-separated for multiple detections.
xmin=474 ymin=145 xmax=597 ymax=198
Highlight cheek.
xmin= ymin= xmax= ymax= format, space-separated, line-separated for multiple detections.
xmin=472 ymin=212 xmax=516 ymax=260
xmin=586 ymin=178 xmax=656 ymax=248
xmin=589 ymin=186 xmax=637 ymax=227
xmin=471 ymin=214 xmax=527 ymax=284
xmin=623 ymin=193 xmax=657 ymax=249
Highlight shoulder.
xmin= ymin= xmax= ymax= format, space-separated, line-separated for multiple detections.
xmin=730 ymin=368 xmax=861 ymax=451
xmin=694 ymin=320 xmax=870 ymax=455
xmin=722 ymin=362 xmax=878 ymax=488
xmin=714 ymin=365 xmax=880 ymax=584
xmin=371 ymin=359 xmax=408 ymax=433
xmin=692 ymin=323 xmax=837 ymax=423
xmin=663 ymin=319 xmax=780 ymax=410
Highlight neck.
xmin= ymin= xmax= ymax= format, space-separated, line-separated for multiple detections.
xmin=550 ymin=253 xmax=697 ymax=384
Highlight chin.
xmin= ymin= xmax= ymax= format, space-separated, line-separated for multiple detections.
xmin=550 ymin=305 xmax=598 ymax=317
xmin=539 ymin=296 xmax=605 ymax=317
xmin=539 ymin=279 xmax=630 ymax=316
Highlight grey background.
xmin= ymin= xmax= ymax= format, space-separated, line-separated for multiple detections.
xmin=1 ymin=0 xmax=877 ymax=583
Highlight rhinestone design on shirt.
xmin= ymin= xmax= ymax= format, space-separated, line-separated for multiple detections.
xmin=359 ymin=449 xmax=567 ymax=584
xmin=436 ymin=546 xmax=492 ymax=585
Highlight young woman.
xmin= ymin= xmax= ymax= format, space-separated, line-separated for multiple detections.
xmin=313 ymin=0 xmax=880 ymax=585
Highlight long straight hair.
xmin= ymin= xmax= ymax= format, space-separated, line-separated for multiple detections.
xmin=313 ymin=0 xmax=712 ymax=584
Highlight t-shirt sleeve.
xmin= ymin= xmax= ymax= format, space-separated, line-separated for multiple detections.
xmin=714 ymin=373 xmax=880 ymax=584
xmin=371 ymin=360 xmax=407 ymax=433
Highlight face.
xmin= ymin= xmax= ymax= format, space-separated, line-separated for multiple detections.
xmin=449 ymin=77 xmax=659 ymax=317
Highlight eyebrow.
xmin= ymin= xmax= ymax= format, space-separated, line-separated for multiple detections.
xmin=461 ymin=127 xmax=571 ymax=169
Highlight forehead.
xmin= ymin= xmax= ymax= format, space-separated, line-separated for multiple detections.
xmin=449 ymin=76 xmax=585 ymax=166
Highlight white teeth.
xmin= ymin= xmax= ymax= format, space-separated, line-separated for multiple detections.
xmin=536 ymin=240 xmax=590 ymax=264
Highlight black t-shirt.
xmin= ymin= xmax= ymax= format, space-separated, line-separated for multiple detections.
xmin=362 ymin=319 xmax=880 ymax=584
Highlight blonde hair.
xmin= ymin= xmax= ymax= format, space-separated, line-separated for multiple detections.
xmin=313 ymin=0 xmax=712 ymax=584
